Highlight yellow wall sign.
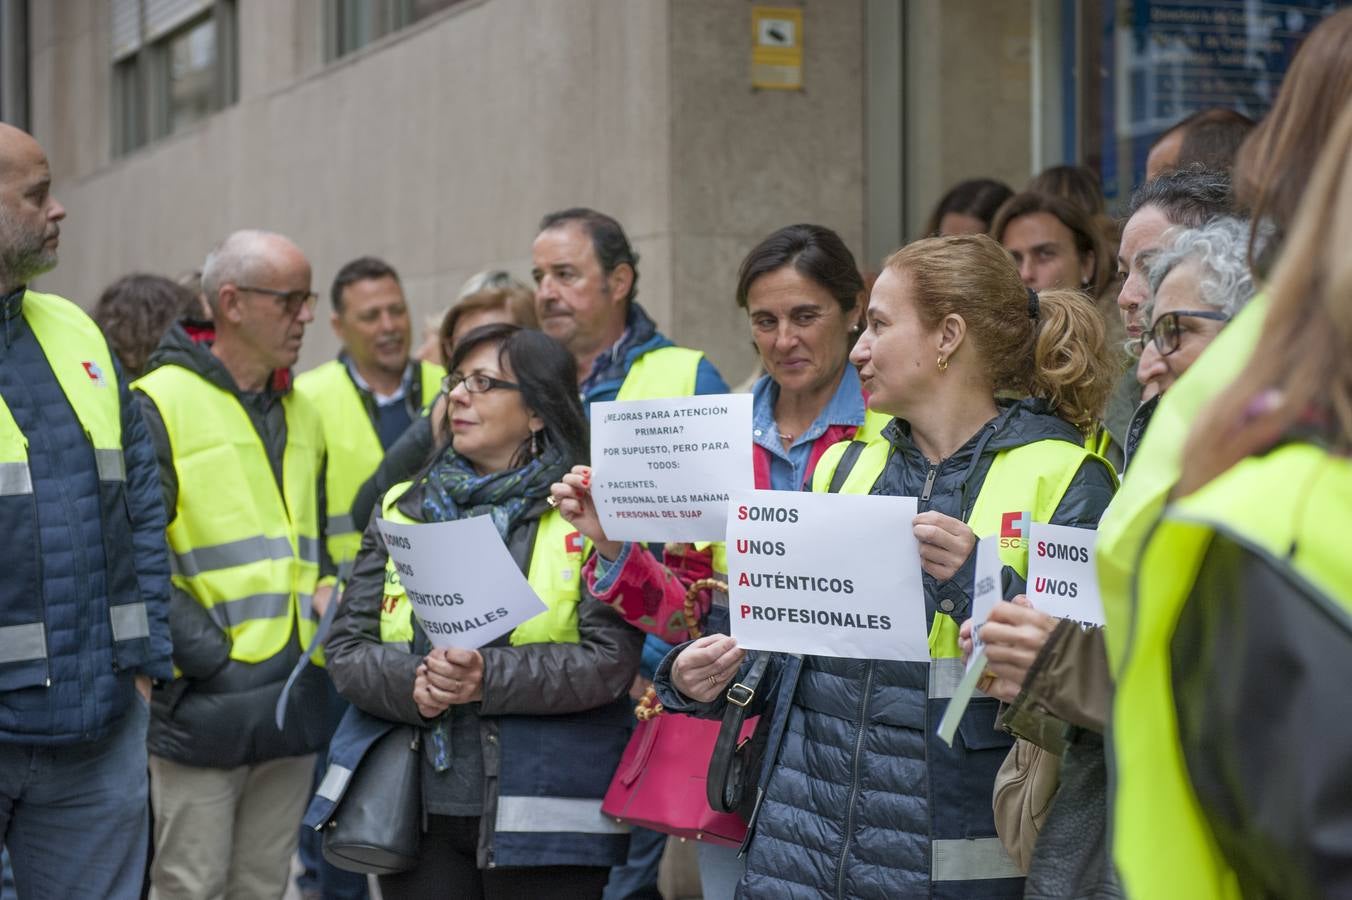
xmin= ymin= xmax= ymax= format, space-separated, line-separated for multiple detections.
xmin=751 ymin=6 xmax=804 ymax=90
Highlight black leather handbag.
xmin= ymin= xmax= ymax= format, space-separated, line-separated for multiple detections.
xmin=322 ymin=726 xmax=423 ymax=875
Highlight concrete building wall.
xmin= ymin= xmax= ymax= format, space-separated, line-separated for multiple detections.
xmin=669 ymin=0 xmax=866 ymax=386
xmin=30 ymin=0 xmax=677 ymax=374
xmin=902 ymin=0 xmax=1034 ymax=239
xmin=24 ymin=0 xmax=869 ymax=381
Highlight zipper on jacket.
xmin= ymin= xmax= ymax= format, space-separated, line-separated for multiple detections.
xmin=835 ymin=661 xmax=874 ymax=900
xmin=920 ymin=462 xmax=939 ymax=505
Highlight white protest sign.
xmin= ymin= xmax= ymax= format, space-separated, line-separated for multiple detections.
xmin=966 ymin=535 xmax=1003 ymax=670
xmin=726 ymin=489 xmax=928 ymax=660
xmin=378 ymin=516 xmax=548 ymax=650
xmin=938 ymin=536 xmax=1005 ymax=746
xmin=1026 ymin=522 xmax=1104 ymax=626
xmin=590 ymin=393 xmax=752 ymax=542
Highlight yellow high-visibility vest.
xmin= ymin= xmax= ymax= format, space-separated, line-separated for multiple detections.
xmin=294 ymin=359 xmax=444 ymax=563
xmin=134 ymin=365 xmax=324 ymax=664
xmin=614 ymin=346 xmax=706 ymax=400
xmin=0 ymin=291 xmax=150 ymax=671
xmin=377 ymin=480 xmax=590 ymax=648
xmin=810 ymin=435 xmax=1114 ymax=658
xmin=1115 ymin=442 xmax=1352 ymax=898
xmin=1096 ymin=295 xmax=1267 ymax=667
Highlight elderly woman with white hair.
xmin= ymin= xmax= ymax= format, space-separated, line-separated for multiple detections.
xmin=1125 ymin=217 xmax=1258 ymax=464
xmin=953 ymin=214 xmax=1259 ymax=897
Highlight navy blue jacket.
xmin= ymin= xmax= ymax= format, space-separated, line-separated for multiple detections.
xmin=656 ymin=401 xmax=1116 ymax=899
xmin=325 ymin=477 xmax=642 ymax=869
xmin=0 ymin=289 xmax=173 ymax=744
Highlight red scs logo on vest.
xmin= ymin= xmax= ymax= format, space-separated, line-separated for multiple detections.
xmin=1000 ymin=510 xmax=1030 ymax=550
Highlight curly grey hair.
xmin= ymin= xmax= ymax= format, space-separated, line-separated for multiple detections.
xmin=1146 ymin=217 xmax=1256 ymax=319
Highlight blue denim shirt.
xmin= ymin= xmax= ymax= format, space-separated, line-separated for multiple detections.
xmin=751 ymin=366 xmax=867 ymax=492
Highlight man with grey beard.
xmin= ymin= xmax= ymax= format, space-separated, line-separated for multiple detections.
xmin=0 ymin=123 xmax=174 ymax=899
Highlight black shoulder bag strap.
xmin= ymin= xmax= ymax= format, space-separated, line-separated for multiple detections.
xmin=706 ymin=651 xmax=772 ymax=815
xmin=705 ymin=439 xmax=868 ymax=816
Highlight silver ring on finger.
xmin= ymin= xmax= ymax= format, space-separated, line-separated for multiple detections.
xmin=546 ymin=494 xmax=560 ymax=508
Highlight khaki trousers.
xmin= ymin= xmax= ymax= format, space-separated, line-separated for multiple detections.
xmin=148 ymin=753 xmax=315 ymax=900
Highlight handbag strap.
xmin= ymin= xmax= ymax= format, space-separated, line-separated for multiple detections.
xmin=273 ymin=562 xmax=350 ymax=731
xmin=634 ymin=575 xmax=725 ymax=720
xmin=706 ymin=651 xmax=770 ymax=813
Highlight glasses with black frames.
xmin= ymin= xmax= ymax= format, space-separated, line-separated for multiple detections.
xmin=1126 ymin=309 xmax=1230 ymax=358
xmin=442 ymin=372 xmax=520 ymax=395
xmin=235 ymin=285 xmax=319 ymax=317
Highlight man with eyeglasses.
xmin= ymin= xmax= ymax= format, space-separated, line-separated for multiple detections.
xmin=133 ymin=229 xmax=337 ymax=899
xmin=291 ymin=256 xmax=440 ymax=900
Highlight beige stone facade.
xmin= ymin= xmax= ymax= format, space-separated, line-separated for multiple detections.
xmin=26 ymin=0 xmax=1045 ymax=379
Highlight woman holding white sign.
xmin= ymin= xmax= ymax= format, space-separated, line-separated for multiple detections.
xmin=322 ymin=324 xmax=642 ymax=899
xmin=655 ymin=234 xmax=1117 ymax=898
xmin=549 ymin=223 xmax=887 ymax=897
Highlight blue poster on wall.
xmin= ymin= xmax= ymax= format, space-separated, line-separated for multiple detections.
xmin=1093 ymin=0 xmax=1345 ymax=201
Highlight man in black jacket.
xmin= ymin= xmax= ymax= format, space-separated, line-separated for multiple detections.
xmin=135 ymin=229 xmax=335 ymax=899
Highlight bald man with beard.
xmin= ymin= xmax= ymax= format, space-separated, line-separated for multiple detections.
xmin=0 ymin=124 xmax=174 ymax=899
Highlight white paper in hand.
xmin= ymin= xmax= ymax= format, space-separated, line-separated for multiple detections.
xmin=726 ymin=489 xmax=928 ymax=661
xmin=966 ymin=535 xmax=1003 ymax=670
xmin=1025 ymin=522 xmax=1104 ymax=626
xmin=589 ymin=394 xmax=753 ymax=542
xmin=378 ymin=516 xmax=548 ymax=649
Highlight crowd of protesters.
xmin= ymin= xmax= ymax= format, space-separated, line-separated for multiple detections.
xmin=1 ymin=7 xmax=1351 ymax=900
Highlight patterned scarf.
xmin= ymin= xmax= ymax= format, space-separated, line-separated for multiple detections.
xmin=419 ymin=442 xmax=567 ymax=538
xmin=419 ymin=442 xmax=569 ymax=771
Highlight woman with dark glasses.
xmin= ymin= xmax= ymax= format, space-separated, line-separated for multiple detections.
xmin=1125 ymin=217 xmax=1257 ymax=468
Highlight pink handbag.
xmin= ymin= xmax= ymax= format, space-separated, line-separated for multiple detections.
xmin=601 ymin=579 xmax=756 ymax=848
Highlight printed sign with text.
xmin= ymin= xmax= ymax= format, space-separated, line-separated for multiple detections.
xmin=966 ymin=535 xmax=1003 ymax=671
xmin=726 ymin=489 xmax=928 ymax=660
xmin=378 ymin=516 xmax=548 ymax=650
xmin=590 ymin=394 xmax=753 ymax=542
xmin=1025 ymin=522 xmax=1104 ymax=626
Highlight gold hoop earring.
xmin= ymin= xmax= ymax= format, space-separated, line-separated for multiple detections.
xmin=937 ymin=355 xmax=949 ymax=373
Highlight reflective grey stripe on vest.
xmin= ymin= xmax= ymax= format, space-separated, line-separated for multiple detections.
xmin=0 ymin=622 xmax=46 ymax=663
xmin=110 ymin=602 xmax=149 ymax=642
xmin=931 ymin=837 xmax=1022 ymax=881
xmin=298 ymin=592 xmax=318 ymax=624
xmin=496 ymin=796 xmax=629 ymax=834
xmin=929 ymin=657 xmax=966 ymax=699
xmin=328 ymin=514 xmax=356 ymax=537
xmin=94 ymin=447 xmax=125 ymax=482
xmin=203 ymin=592 xmax=292 ymax=630
xmin=0 ymin=461 xmax=33 ymax=496
xmin=315 ymin=763 xmax=353 ymax=803
xmin=172 ymin=535 xmax=296 ymax=578
xmin=297 ymin=535 xmax=321 ymax=565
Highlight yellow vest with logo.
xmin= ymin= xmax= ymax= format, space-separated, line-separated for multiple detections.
xmin=1096 ymin=295 xmax=1267 ymax=667
xmin=811 ymin=436 xmax=1113 ymax=658
xmin=0 ymin=291 xmax=146 ymax=670
xmin=295 ymin=359 xmax=444 ymax=563
xmin=614 ymin=346 xmax=705 ymax=401
xmin=1114 ymin=442 xmax=1352 ymax=899
xmin=134 ymin=365 xmax=323 ymax=664
xmin=377 ymin=481 xmax=590 ymax=648
xmin=0 ymin=291 xmax=123 ymax=488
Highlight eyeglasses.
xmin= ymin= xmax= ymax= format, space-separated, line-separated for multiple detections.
xmin=236 ymin=285 xmax=319 ymax=317
xmin=1126 ymin=309 xmax=1230 ymax=358
xmin=442 ymin=372 xmax=520 ymax=394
